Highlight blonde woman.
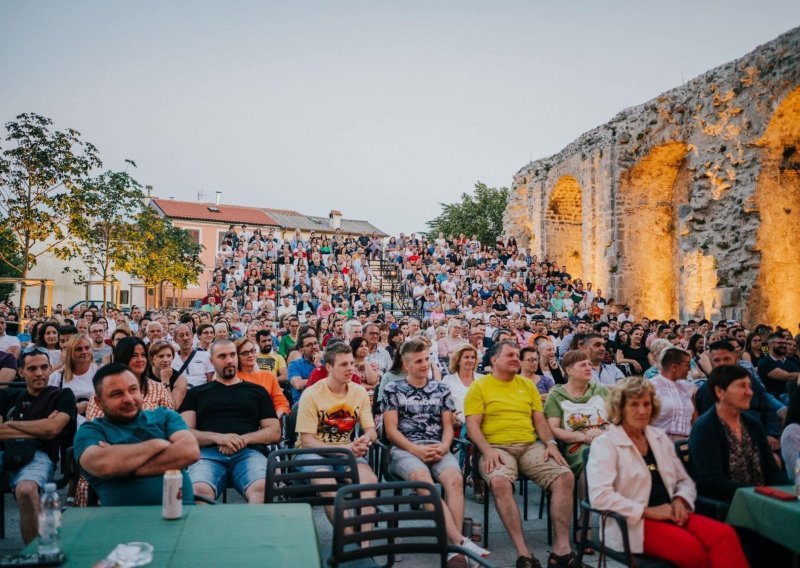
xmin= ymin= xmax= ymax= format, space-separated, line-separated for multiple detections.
xmin=441 ymin=344 xmax=483 ymax=425
xmin=48 ymin=334 xmax=97 ymax=419
xmin=586 ymin=377 xmax=747 ymax=567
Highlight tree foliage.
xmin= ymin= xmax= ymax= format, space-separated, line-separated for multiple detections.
xmin=71 ymin=163 xmax=146 ymax=305
xmin=118 ymin=208 xmax=204 ymax=291
xmin=426 ymin=182 xmax=509 ymax=246
xmin=0 ymin=225 xmax=22 ymax=301
xmin=0 ymin=113 xmax=101 ymax=308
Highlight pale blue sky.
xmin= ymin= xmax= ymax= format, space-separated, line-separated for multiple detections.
xmin=1 ymin=2 xmax=798 ymax=235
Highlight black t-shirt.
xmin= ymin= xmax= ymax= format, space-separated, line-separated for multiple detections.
xmin=757 ymin=356 xmax=800 ymax=396
xmin=0 ymin=386 xmax=77 ymax=459
xmin=644 ymin=448 xmax=671 ymax=507
xmin=179 ymin=381 xmax=277 ymax=438
xmin=622 ymin=344 xmax=650 ymax=372
xmin=0 ymin=351 xmax=17 ymax=373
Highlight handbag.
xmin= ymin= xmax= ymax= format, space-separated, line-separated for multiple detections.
xmin=2 ymin=439 xmax=39 ymax=469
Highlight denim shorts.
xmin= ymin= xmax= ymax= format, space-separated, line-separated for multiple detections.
xmin=187 ymin=447 xmax=267 ymax=498
xmin=0 ymin=450 xmax=54 ymax=491
xmin=388 ymin=442 xmax=460 ymax=480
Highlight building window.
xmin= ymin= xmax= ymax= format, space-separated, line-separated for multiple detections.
xmin=186 ymin=229 xmax=200 ymax=246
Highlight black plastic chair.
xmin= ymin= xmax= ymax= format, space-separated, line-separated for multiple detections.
xmin=328 ymin=481 xmax=495 ymax=568
xmin=673 ymin=439 xmax=729 ymax=521
xmin=265 ymin=447 xmax=360 ymax=505
xmin=577 ymin=447 xmax=675 ymax=567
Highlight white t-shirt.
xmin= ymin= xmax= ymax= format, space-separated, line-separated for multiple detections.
xmin=172 ymin=349 xmax=214 ymax=388
xmin=0 ymin=335 xmax=21 ymax=353
xmin=442 ymin=372 xmax=483 ymax=422
xmin=49 ymin=365 xmax=97 ymax=401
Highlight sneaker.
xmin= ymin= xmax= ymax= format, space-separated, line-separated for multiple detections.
xmin=516 ymin=555 xmax=543 ymax=568
xmin=460 ymin=537 xmax=490 ymax=558
xmin=547 ymin=551 xmax=589 ymax=568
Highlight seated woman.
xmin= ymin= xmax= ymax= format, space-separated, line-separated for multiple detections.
xmin=544 ymin=350 xmax=609 ymax=475
xmin=690 ymin=364 xmax=789 ymax=502
xmin=519 ymin=345 xmax=554 ymax=397
xmin=587 ymin=376 xmax=748 ymax=567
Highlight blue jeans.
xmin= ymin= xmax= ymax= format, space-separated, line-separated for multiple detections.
xmin=187 ymin=447 xmax=267 ymax=498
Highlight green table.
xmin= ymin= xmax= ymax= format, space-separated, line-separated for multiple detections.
xmin=26 ymin=504 xmax=322 ymax=567
xmin=726 ymin=486 xmax=800 ymax=554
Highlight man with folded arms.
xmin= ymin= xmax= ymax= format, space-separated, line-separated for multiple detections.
xmin=74 ymin=363 xmax=199 ymax=505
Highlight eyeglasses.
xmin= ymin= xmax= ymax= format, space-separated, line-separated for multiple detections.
xmin=238 ymin=348 xmax=257 ymax=357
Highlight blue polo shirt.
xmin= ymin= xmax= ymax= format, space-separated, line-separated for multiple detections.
xmin=287 ymin=358 xmax=316 ymax=404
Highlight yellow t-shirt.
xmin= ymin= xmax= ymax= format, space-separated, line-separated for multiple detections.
xmin=295 ymin=380 xmax=375 ymax=447
xmin=256 ymin=352 xmax=287 ymax=376
xmin=464 ymin=374 xmax=542 ymax=445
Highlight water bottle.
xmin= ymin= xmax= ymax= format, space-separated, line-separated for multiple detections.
xmin=38 ymin=483 xmax=61 ymax=556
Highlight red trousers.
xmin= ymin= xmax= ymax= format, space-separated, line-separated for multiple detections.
xmin=643 ymin=514 xmax=749 ymax=568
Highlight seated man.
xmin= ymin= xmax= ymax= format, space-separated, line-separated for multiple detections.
xmin=0 ymin=348 xmax=75 ymax=543
xmin=295 ymin=341 xmax=377 ymax=515
xmin=383 ymin=338 xmax=490 ymax=562
xmin=74 ymin=363 xmax=200 ymax=505
xmin=465 ymin=340 xmax=578 ymax=568
xmin=288 ymin=333 xmax=321 ymax=404
xmin=180 ymin=339 xmax=281 ymax=503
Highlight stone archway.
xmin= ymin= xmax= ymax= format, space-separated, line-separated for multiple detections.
xmin=545 ymin=176 xmax=583 ymax=277
xmin=618 ymin=142 xmax=689 ymax=320
xmin=749 ymin=87 xmax=800 ymax=328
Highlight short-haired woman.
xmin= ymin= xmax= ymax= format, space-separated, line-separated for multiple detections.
xmin=689 ymin=364 xmax=788 ymax=502
xmin=587 ymin=376 xmax=748 ymax=567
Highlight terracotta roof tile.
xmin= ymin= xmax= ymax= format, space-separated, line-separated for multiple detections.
xmin=152 ymin=199 xmax=278 ymax=226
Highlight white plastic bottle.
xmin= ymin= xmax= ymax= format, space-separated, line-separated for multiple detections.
xmin=38 ymin=483 xmax=61 ymax=556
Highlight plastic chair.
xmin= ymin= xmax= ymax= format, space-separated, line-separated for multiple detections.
xmin=265 ymin=447 xmax=360 ymax=505
xmin=328 ymin=481 xmax=495 ymax=568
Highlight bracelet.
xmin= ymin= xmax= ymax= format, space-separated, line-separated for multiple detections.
xmin=547 ymin=440 xmax=558 ymax=447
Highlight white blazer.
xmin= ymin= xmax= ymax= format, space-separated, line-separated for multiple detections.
xmin=586 ymin=424 xmax=696 ymax=553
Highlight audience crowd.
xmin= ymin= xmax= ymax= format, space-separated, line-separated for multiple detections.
xmin=0 ymin=228 xmax=798 ymax=568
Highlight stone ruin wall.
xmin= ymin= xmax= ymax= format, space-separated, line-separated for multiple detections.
xmin=503 ymin=27 xmax=800 ymax=328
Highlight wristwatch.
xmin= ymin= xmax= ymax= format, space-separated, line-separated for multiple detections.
xmin=547 ymin=440 xmax=558 ymax=447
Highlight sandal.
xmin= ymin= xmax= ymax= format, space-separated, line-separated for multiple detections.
xmin=547 ymin=551 xmax=589 ymax=568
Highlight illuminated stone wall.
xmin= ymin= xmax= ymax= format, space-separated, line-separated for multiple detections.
xmin=503 ymin=27 xmax=800 ymax=327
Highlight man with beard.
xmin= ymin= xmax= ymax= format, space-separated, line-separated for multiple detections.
xmin=255 ymin=329 xmax=287 ymax=384
xmin=74 ymin=363 xmax=199 ymax=506
xmin=0 ymin=349 xmax=75 ymax=543
xmin=180 ymin=339 xmax=281 ymax=503
xmin=758 ymin=332 xmax=800 ymax=402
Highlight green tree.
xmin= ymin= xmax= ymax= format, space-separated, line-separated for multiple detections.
xmin=0 ymin=113 xmax=101 ymax=312
xmin=426 ymin=182 xmax=509 ymax=246
xmin=118 ymin=207 xmax=204 ymax=308
xmin=71 ymin=164 xmax=145 ymax=307
xmin=0 ymin=225 xmax=23 ymax=301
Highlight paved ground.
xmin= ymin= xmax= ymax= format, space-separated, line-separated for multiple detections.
xmin=0 ymin=484 xmax=623 ymax=567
